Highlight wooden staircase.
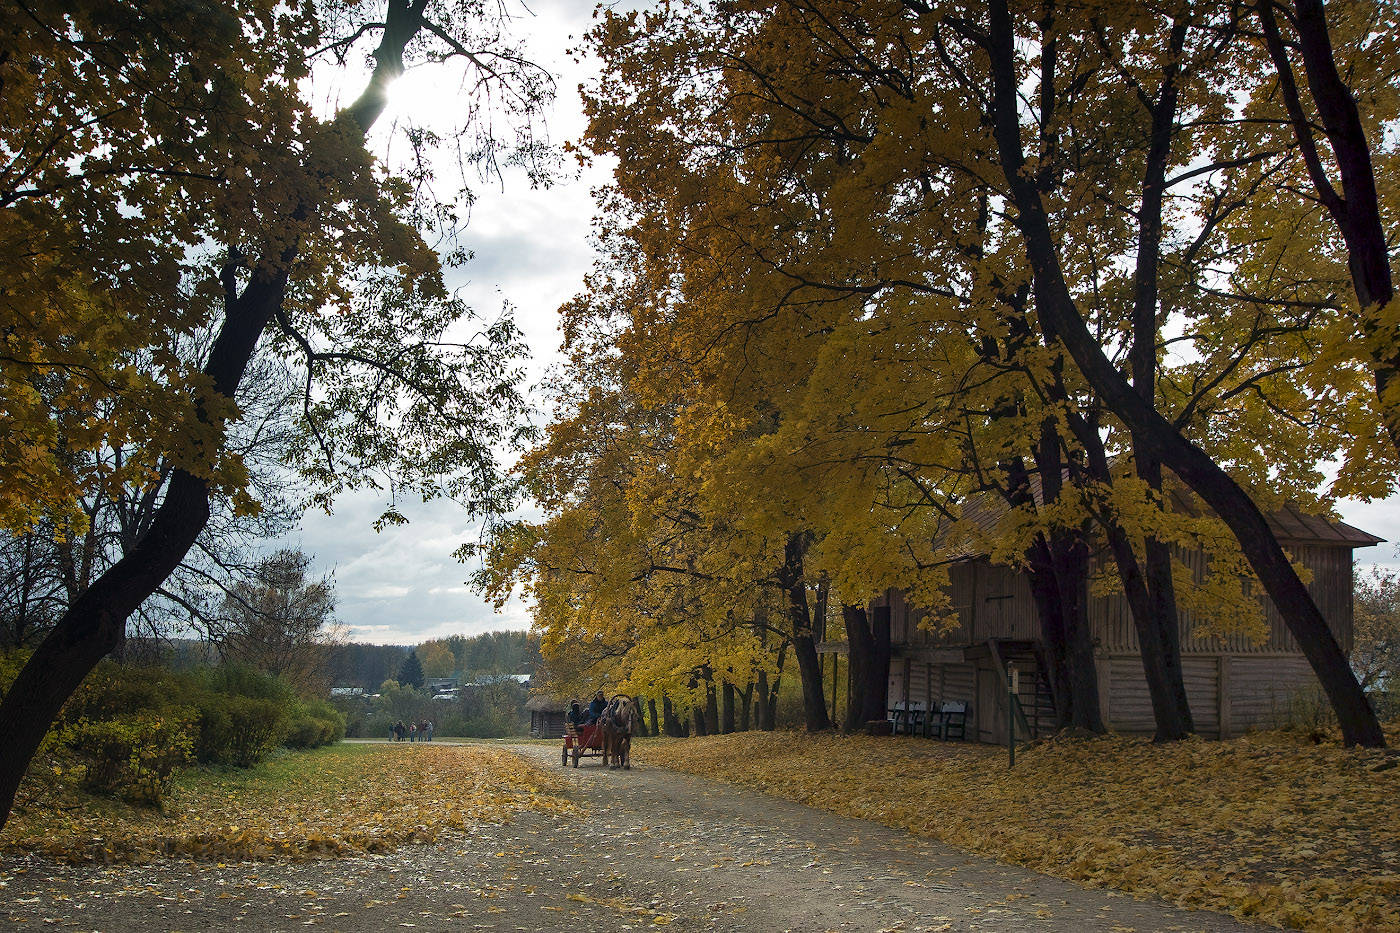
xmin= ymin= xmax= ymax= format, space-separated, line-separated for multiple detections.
xmin=989 ymin=639 xmax=1059 ymax=740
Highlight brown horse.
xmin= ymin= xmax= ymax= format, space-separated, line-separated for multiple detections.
xmin=599 ymin=694 xmax=636 ymax=770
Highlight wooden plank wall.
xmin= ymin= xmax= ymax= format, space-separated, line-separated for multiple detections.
xmin=887 ymin=662 xmax=979 ymax=735
xmin=886 ymin=562 xmax=1039 ymax=649
xmin=881 ymin=542 xmax=1355 ymax=656
xmin=1229 ymin=655 xmax=1316 ymax=731
xmin=1100 ymin=653 xmax=1318 ymax=736
xmin=1089 ymin=544 xmax=1354 ymax=654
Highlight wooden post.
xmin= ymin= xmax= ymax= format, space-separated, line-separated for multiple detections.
xmin=830 ymin=653 xmax=839 ymax=723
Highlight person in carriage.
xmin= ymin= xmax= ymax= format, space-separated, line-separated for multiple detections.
xmin=566 ymin=699 xmax=585 ymax=730
xmin=582 ymin=690 xmax=607 ymax=726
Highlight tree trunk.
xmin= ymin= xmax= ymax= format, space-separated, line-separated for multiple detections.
xmin=0 ymin=3 xmax=445 ymax=828
xmin=662 ymin=696 xmax=685 ymax=737
xmin=1144 ymin=531 xmax=1194 ymax=736
xmin=756 ymin=668 xmax=780 ymax=731
xmin=755 ymin=671 xmax=769 ymax=730
xmin=721 ymin=682 xmax=735 ymax=733
xmin=1121 ymin=15 xmax=1194 ymax=742
xmin=794 ymin=634 xmax=828 ymax=730
xmin=983 ymin=0 xmax=1383 ymax=746
xmin=1061 ymin=403 xmax=1196 ymax=740
xmin=1047 ymin=528 xmax=1103 ymax=733
xmin=648 ymin=698 xmax=660 ymax=737
xmin=739 ymin=683 xmax=753 ymax=731
xmin=780 ymin=532 xmax=830 ymax=731
xmin=705 ymin=681 xmax=719 ymax=734
xmin=692 ymin=705 xmax=708 ymax=737
xmin=842 ymin=604 xmax=874 ymax=731
xmin=1004 ymin=432 xmax=1104 ymax=733
xmin=869 ymin=604 xmax=892 ymax=723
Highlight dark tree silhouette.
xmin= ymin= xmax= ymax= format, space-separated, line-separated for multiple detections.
xmin=398 ymin=650 xmax=425 ymax=690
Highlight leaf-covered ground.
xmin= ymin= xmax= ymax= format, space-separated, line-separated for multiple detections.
xmin=2 ymin=744 xmax=575 ymax=864
xmin=637 ymin=730 xmax=1400 ymax=930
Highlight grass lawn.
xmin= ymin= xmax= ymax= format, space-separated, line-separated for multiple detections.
xmin=636 ymin=728 xmax=1400 ymax=930
xmin=3 ymin=743 xmax=574 ymax=864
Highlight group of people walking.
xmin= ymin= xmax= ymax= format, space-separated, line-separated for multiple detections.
xmin=390 ymin=719 xmax=433 ymax=742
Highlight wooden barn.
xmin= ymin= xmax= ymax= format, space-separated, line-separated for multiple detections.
xmin=525 ymin=693 xmax=571 ymax=738
xmin=867 ymin=504 xmax=1381 ymax=745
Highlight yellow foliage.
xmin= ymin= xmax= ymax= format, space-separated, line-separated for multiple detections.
xmin=640 ymin=730 xmax=1400 ymax=931
xmin=2 ymin=744 xmax=575 ymax=864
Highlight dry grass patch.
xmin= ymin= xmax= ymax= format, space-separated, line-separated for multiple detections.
xmin=638 ymin=730 xmax=1400 ymax=930
xmin=3 ymin=743 xmax=576 ymax=864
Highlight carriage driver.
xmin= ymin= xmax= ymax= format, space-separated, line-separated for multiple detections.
xmin=566 ymin=699 xmax=585 ymax=730
xmin=582 ymin=690 xmax=608 ymax=726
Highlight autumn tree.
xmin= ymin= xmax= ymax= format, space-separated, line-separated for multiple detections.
xmin=966 ymin=0 xmax=1384 ymax=745
xmin=211 ymin=548 xmax=340 ymax=690
xmin=1257 ymin=0 xmax=1400 ymax=455
xmin=417 ymin=640 xmax=457 ymax=679
xmin=0 ymin=0 xmax=550 ymax=830
xmin=475 ymin=270 xmax=805 ymax=728
xmin=1353 ymin=566 xmax=1400 ymax=699
xmin=560 ymin=0 xmax=1395 ymax=750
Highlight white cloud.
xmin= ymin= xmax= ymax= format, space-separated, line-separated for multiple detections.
xmin=269 ymin=1 xmax=613 ymax=646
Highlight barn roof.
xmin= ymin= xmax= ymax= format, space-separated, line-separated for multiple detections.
xmin=1259 ymin=503 xmax=1383 ymax=546
xmin=943 ymin=477 xmax=1382 ymax=558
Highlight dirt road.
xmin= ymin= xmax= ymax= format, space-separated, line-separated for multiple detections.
xmin=0 ymin=742 xmax=1258 ymax=932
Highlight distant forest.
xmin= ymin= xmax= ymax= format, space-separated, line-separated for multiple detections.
xmin=325 ymin=630 xmax=540 ymax=691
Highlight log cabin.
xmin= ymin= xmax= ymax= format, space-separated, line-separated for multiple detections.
xmin=849 ymin=503 xmax=1381 ymax=745
xmin=525 ymin=692 xmax=571 ymax=738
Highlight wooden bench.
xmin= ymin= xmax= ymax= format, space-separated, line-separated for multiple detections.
xmin=930 ymin=700 xmax=968 ymax=740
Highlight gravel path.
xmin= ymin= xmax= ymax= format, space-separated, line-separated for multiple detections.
xmin=0 ymin=741 xmax=1260 ymax=932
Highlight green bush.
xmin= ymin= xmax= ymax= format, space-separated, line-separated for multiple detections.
xmin=284 ymin=699 xmax=345 ymax=749
xmin=329 ymin=695 xmax=366 ymax=738
xmin=194 ymin=693 xmax=290 ymax=767
xmin=59 ymin=710 xmax=195 ymax=805
xmin=2 ymin=650 xmax=346 ymax=810
xmin=65 ymin=664 xmax=190 ymax=722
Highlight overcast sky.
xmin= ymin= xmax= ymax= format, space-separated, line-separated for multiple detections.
xmin=280 ymin=1 xmax=1400 ymax=646
xmin=280 ymin=0 xmax=606 ymax=645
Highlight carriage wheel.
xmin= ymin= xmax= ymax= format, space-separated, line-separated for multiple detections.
xmin=572 ymin=748 xmax=580 ymax=767
xmin=561 ymin=745 xmax=568 ymax=767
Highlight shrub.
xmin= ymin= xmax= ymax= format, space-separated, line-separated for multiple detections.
xmin=59 ymin=710 xmax=196 ymax=805
xmin=1273 ymin=683 xmax=1338 ymax=740
xmin=194 ymin=694 xmax=290 ymax=767
xmin=284 ymin=699 xmax=345 ymax=749
xmin=65 ymin=664 xmax=189 ymax=722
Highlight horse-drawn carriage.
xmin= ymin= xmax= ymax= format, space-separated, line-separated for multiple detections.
xmin=560 ymin=694 xmax=636 ymax=769
xmin=562 ymin=721 xmax=604 ymax=767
